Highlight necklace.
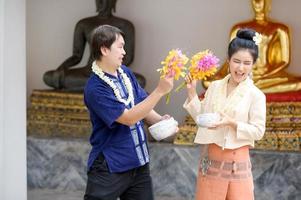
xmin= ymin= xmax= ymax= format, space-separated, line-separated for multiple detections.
xmin=92 ymin=61 xmax=134 ymax=106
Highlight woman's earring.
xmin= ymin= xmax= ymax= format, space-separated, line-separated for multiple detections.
xmin=226 ymin=60 xmax=230 ymax=74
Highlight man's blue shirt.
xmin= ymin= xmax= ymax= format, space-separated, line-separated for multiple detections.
xmin=84 ymin=65 xmax=149 ymax=173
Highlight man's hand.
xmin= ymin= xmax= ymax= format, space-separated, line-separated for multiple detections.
xmin=155 ymin=77 xmax=174 ymax=96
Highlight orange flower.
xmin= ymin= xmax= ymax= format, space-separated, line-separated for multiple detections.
xmin=157 ymin=49 xmax=188 ymax=80
xmin=175 ymin=50 xmax=220 ymax=92
xmin=188 ymin=49 xmax=219 ymax=81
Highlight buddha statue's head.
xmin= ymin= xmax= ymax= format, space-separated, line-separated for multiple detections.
xmin=252 ymin=0 xmax=271 ymax=20
xmin=95 ymin=0 xmax=117 ymax=15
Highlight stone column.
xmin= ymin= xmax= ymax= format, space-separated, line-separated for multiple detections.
xmin=0 ymin=0 xmax=27 ymax=199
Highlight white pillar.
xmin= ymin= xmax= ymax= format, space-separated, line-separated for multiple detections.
xmin=0 ymin=0 xmax=27 ymax=199
xmin=0 ymin=0 xmax=4 ymax=198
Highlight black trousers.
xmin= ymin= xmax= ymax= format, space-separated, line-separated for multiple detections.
xmin=84 ymin=154 xmax=154 ymax=200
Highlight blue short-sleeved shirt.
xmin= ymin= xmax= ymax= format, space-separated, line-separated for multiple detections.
xmin=84 ymin=65 xmax=149 ymax=173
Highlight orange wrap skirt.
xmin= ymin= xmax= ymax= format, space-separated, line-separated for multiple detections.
xmin=195 ymin=144 xmax=254 ymax=200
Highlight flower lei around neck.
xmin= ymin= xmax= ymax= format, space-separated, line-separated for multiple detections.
xmin=92 ymin=61 xmax=134 ymax=106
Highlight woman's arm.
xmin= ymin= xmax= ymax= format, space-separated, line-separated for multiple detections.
xmin=212 ymin=89 xmax=266 ymax=141
xmin=236 ymin=91 xmax=266 ymax=140
xmin=183 ymin=75 xmax=213 ymax=121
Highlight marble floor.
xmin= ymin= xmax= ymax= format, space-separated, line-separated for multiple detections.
xmin=27 ymin=137 xmax=301 ymax=200
xmin=27 ymin=189 xmax=186 ymax=200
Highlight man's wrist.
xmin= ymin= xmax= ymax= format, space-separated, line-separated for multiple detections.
xmin=154 ymin=87 xmax=165 ymax=97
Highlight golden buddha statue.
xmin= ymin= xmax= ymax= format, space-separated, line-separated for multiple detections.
xmin=203 ymin=0 xmax=301 ymax=93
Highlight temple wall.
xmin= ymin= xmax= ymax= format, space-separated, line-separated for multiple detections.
xmin=26 ymin=0 xmax=301 ymax=122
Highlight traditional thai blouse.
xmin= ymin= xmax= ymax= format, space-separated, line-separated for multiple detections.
xmin=183 ymin=74 xmax=266 ymax=149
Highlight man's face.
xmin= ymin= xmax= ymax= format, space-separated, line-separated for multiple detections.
xmin=106 ymin=34 xmax=126 ymax=68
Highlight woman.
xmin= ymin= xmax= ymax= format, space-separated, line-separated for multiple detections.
xmin=184 ymin=28 xmax=266 ymax=200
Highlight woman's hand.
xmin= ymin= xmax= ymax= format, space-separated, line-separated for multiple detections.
xmin=209 ymin=112 xmax=237 ymax=130
xmin=185 ymin=74 xmax=197 ymax=101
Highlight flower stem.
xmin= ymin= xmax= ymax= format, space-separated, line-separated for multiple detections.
xmin=175 ymin=81 xmax=186 ymax=92
xmin=165 ymin=92 xmax=171 ymax=104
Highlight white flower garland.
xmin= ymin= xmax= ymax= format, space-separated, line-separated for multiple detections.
xmin=92 ymin=61 xmax=134 ymax=106
xmin=253 ymin=32 xmax=263 ymax=46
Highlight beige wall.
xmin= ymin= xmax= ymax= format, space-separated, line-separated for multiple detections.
xmin=27 ymin=0 xmax=301 ymax=122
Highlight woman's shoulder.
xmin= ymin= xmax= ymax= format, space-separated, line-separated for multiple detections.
xmin=210 ymin=79 xmax=223 ymax=88
xmin=212 ymin=79 xmax=224 ymax=85
xmin=209 ymin=77 xmax=228 ymax=90
xmin=249 ymin=84 xmax=266 ymax=100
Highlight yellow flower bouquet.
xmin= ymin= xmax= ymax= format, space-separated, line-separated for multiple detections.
xmin=175 ymin=49 xmax=220 ymax=92
xmin=157 ymin=49 xmax=188 ymax=104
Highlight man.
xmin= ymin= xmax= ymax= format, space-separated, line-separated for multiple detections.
xmin=83 ymin=24 xmax=175 ymax=200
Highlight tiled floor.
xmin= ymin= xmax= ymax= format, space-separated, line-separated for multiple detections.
xmin=28 ymin=189 xmax=83 ymax=200
xmin=27 ymin=189 xmax=188 ymax=200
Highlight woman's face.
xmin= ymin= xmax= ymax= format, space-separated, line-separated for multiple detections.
xmin=229 ymin=49 xmax=254 ymax=85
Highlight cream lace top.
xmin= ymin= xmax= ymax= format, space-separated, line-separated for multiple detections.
xmin=183 ymin=74 xmax=266 ymax=149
